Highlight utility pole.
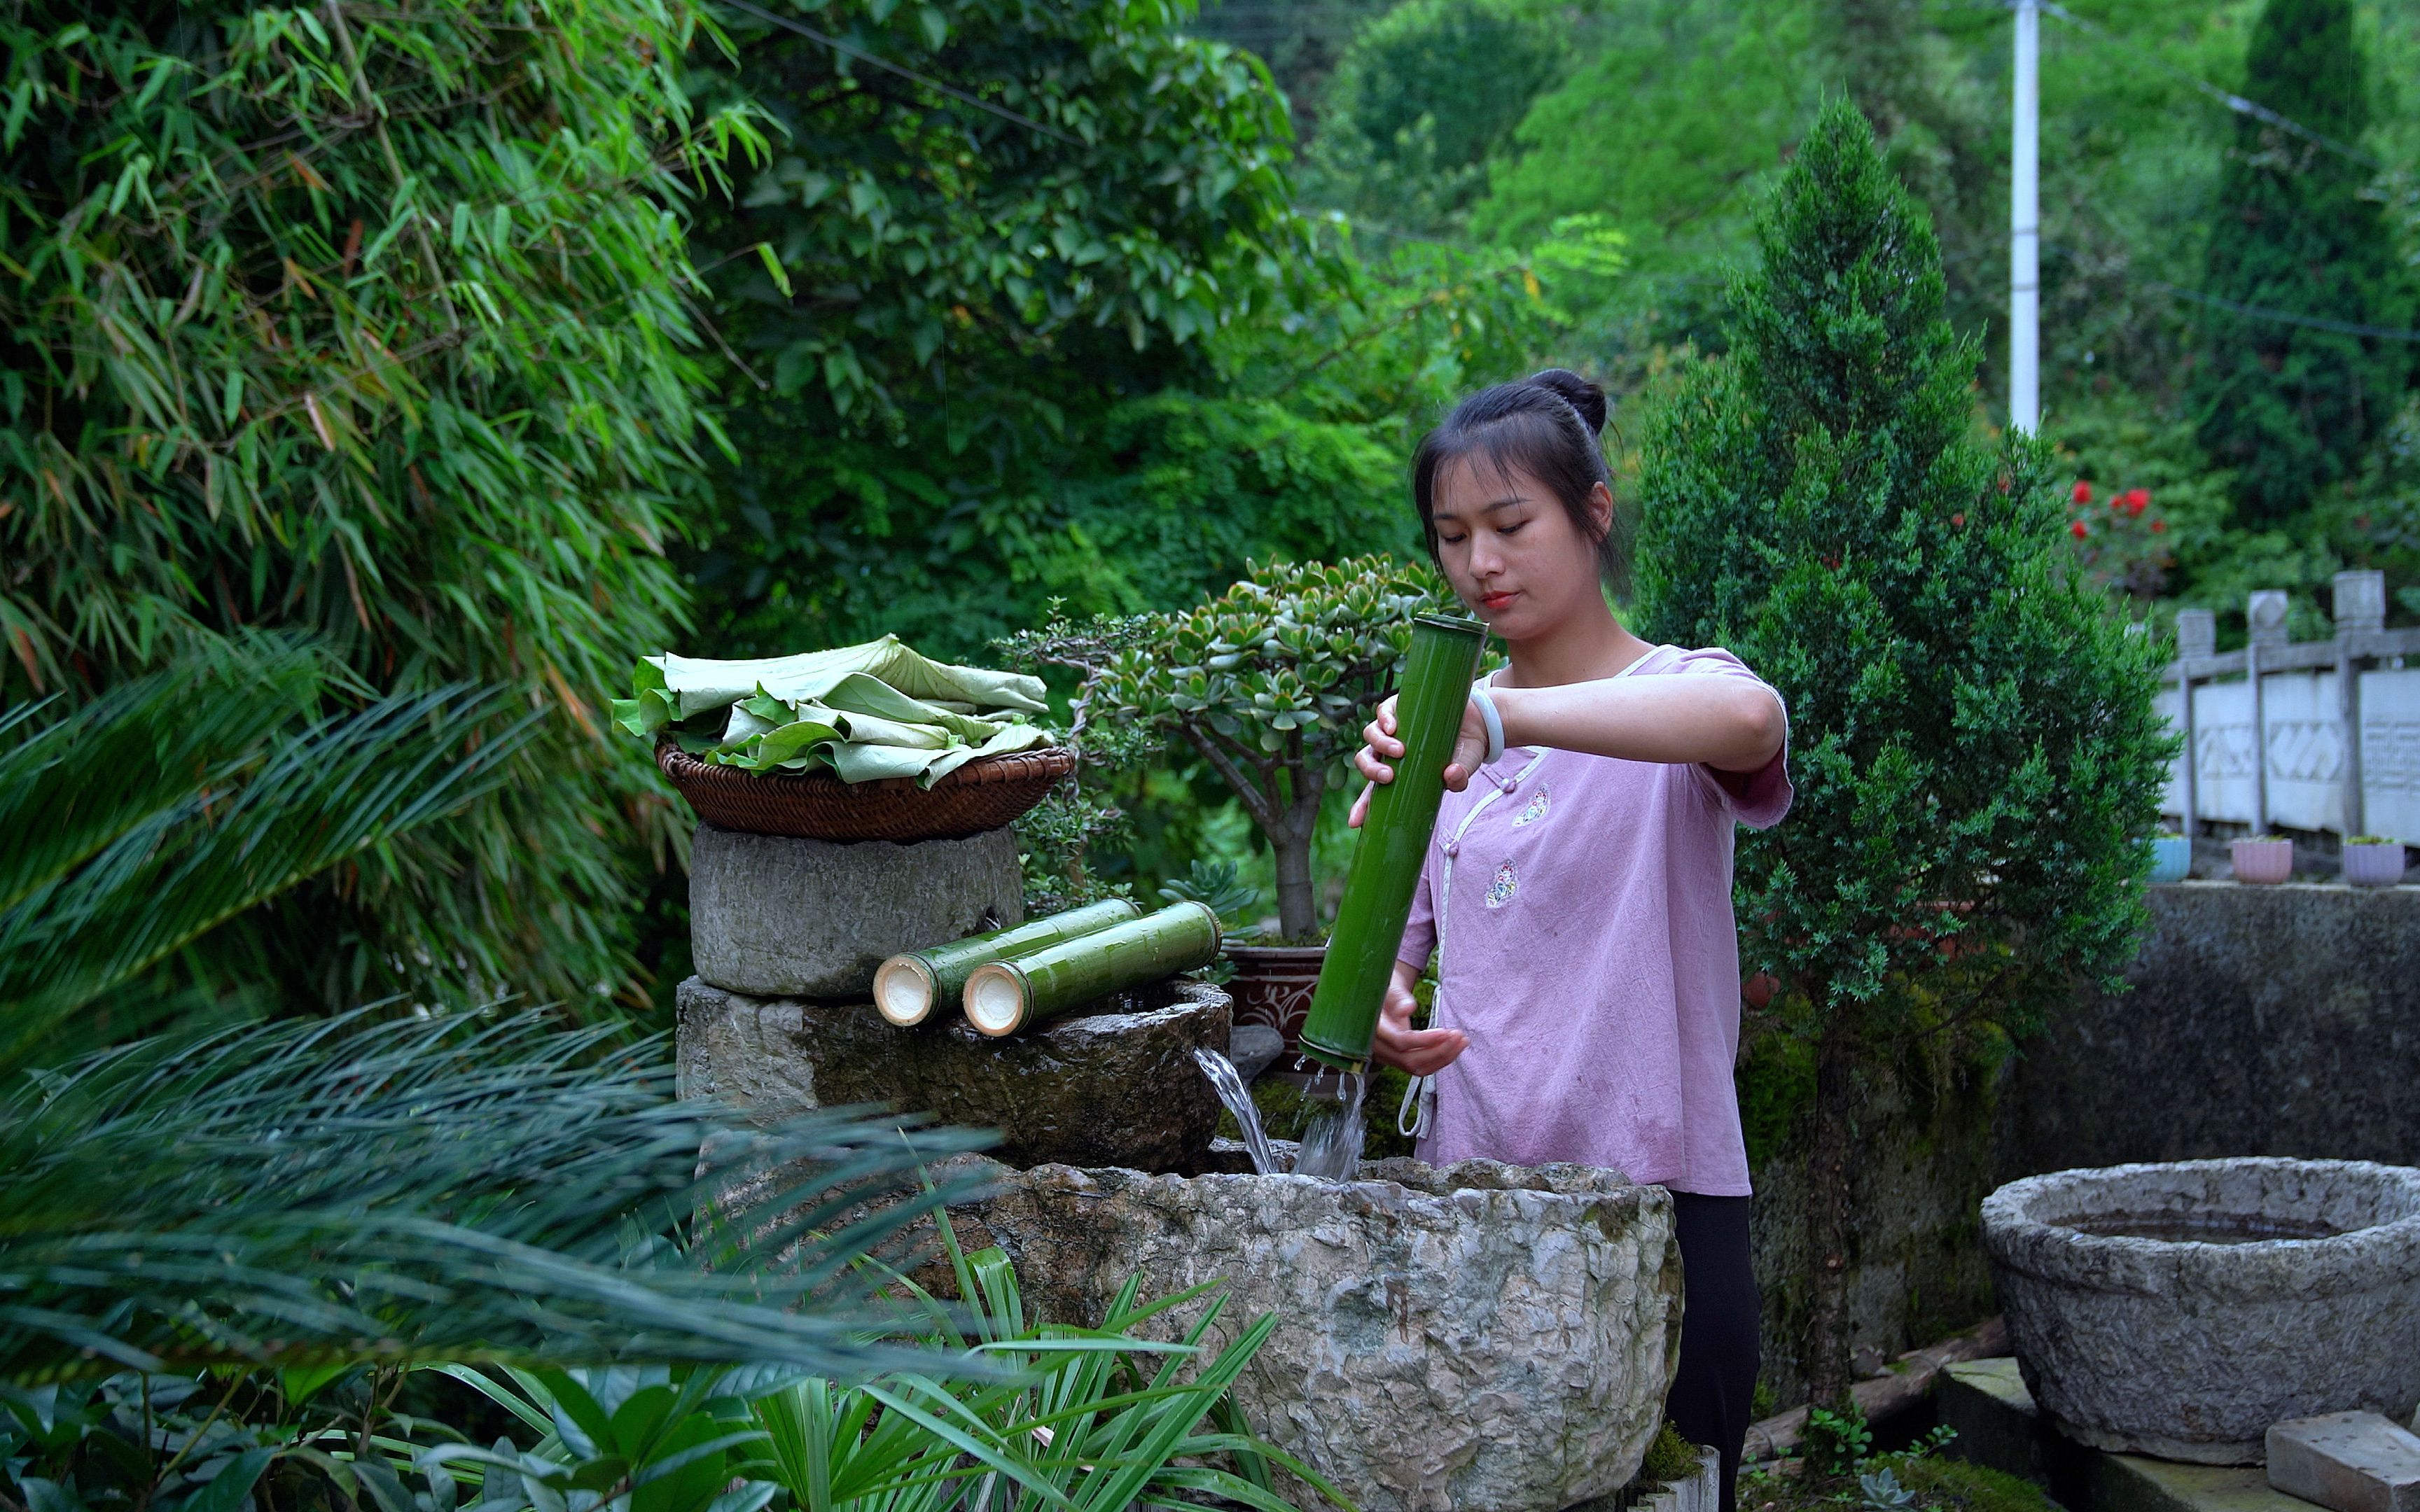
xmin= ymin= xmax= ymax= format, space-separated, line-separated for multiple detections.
xmin=2010 ymin=0 xmax=2040 ymax=433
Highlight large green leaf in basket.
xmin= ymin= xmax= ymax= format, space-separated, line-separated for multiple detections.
xmin=614 ymin=638 xmax=1050 ymax=787
xmin=619 ymin=637 xmax=1046 ymax=734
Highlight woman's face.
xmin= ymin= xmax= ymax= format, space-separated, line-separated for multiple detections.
xmin=1428 ymin=456 xmax=1611 ymax=642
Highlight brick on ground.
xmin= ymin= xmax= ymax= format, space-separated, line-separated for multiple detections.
xmin=2266 ymin=1412 xmax=2420 ymax=1512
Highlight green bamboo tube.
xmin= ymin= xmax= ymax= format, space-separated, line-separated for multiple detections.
xmin=1298 ymin=612 xmax=1487 ymax=1072
xmin=961 ymin=902 xmax=1221 ymax=1037
xmin=872 ymin=899 xmax=1142 ymax=1026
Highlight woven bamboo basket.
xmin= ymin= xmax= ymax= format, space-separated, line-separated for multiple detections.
xmin=656 ymin=740 xmax=1074 ymax=844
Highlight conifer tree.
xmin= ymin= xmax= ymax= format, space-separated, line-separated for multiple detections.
xmin=1634 ymin=102 xmax=2171 ymax=1405
xmin=2190 ymin=0 xmax=2410 ymax=522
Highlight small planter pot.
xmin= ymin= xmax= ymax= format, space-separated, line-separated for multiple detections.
xmin=2342 ymin=841 xmax=2407 ymax=888
xmin=2148 ymin=835 xmax=2192 ymax=886
xmin=1222 ymin=944 xmax=1326 ymax=1053
xmin=2230 ymin=837 xmax=2294 ymax=884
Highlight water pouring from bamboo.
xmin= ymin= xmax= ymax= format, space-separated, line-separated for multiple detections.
xmin=1297 ymin=612 xmax=1487 ymax=1072
xmin=874 ymin=899 xmax=1141 ymax=1026
xmin=962 ymin=901 xmax=1221 ymax=1036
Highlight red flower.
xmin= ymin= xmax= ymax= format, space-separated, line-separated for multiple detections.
xmin=1952 ymin=512 xmax=1966 ymax=527
xmin=2122 ymin=487 xmax=2150 ymax=514
xmin=2071 ymin=480 xmax=2094 ymax=505
xmin=2150 ymin=519 xmax=2167 ymax=533
xmin=2071 ymin=520 xmax=2088 ymax=539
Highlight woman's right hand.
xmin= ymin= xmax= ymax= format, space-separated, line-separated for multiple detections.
xmin=1349 ymin=693 xmax=1488 ymax=828
xmin=1371 ymin=970 xmax=1466 ymax=1076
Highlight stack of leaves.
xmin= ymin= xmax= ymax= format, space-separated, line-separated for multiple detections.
xmin=614 ymin=638 xmax=1051 ymax=787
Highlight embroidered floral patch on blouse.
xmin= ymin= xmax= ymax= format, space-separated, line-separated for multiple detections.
xmin=1485 ymin=860 xmax=1517 ymax=909
xmin=1510 ymin=786 xmax=1550 ymax=827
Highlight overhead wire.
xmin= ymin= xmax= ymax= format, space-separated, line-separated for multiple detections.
xmin=2036 ymin=0 xmax=2384 ymax=172
xmin=711 ymin=0 xmax=1082 ymax=145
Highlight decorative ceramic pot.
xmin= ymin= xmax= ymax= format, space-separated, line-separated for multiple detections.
xmin=2148 ymin=835 xmax=2192 ymax=886
xmin=2230 ymin=837 xmax=2293 ymax=884
xmin=2342 ymin=841 xmax=2407 ymax=888
xmin=1222 ymin=944 xmax=1326 ymax=1051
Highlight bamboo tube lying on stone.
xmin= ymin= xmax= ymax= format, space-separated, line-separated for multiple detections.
xmin=872 ymin=899 xmax=1141 ymax=1026
xmin=961 ymin=902 xmax=1221 ymax=1037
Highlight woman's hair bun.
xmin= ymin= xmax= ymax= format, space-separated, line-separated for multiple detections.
xmin=1527 ymin=368 xmax=1608 ymax=435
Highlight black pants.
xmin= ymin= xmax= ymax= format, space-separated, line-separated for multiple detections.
xmin=1664 ymin=1191 xmax=1760 ymax=1512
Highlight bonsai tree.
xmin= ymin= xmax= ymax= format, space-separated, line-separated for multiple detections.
xmin=1012 ymin=557 xmax=1447 ymax=941
xmin=1632 ymin=102 xmax=2174 ymax=1406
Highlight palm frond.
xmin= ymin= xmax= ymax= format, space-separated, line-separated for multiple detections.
xmin=0 ymin=657 xmax=538 ymax=1066
xmin=0 ymin=1010 xmax=996 ymax=1382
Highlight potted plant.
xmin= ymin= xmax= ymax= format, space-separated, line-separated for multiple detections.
xmin=1010 ymin=557 xmax=1452 ymax=1046
xmin=2230 ymin=834 xmax=2295 ymax=885
xmin=2148 ymin=828 xmax=2192 ymax=886
xmin=2341 ymin=836 xmax=2406 ymax=888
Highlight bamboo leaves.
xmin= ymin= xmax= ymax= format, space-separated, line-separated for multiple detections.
xmin=3 ymin=0 xmax=739 ymax=1007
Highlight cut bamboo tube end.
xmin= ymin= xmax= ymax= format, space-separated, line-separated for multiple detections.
xmin=872 ymin=956 xmax=936 ymax=1026
xmin=964 ymin=965 xmax=1029 ymax=1036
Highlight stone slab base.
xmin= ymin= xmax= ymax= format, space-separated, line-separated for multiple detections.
xmin=1942 ymin=1359 xmax=2315 ymax=1512
xmin=689 ymin=822 xmax=1022 ymax=999
xmin=2267 ymin=1412 xmax=2420 ymax=1512
xmin=676 ymin=974 xmax=1230 ymax=1172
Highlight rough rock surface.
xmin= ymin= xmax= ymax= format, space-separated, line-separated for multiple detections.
xmin=955 ymin=1156 xmax=1682 ymax=1512
xmin=676 ymin=975 xmax=1230 ymax=1172
xmin=1982 ymin=1158 xmax=2420 ymax=1463
xmin=688 ymin=822 xmax=1022 ymax=999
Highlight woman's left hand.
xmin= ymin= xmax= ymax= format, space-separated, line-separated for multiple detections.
xmin=1348 ymin=694 xmax=1491 ymax=828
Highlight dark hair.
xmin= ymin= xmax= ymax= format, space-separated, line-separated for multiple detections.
xmin=1410 ymin=368 xmax=1625 ymax=585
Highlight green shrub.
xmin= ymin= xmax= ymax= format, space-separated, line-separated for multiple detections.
xmin=1634 ymin=99 xmax=2173 ymax=1402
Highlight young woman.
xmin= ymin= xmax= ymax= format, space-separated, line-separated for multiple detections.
xmin=1351 ymin=370 xmax=1790 ymax=1512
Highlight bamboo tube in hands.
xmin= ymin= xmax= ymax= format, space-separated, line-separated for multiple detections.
xmin=872 ymin=898 xmax=1142 ymax=1026
xmin=1298 ymin=612 xmax=1487 ymax=1071
xmin=961 ymin=902 xmax=1221 ymax=1037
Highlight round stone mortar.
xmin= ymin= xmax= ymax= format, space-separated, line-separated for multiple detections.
xmin=952 ymin=1155 xmax=1683 ymax=1512
xmin=1982 ymin=1157 xmax=2420 ymax=1463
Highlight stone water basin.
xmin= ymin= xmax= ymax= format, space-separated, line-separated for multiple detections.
xmin=1981 ymin=1158 xmax=2420 ymax=1464
xmin=953 ymin=1155 xmax=1683 ymax=1512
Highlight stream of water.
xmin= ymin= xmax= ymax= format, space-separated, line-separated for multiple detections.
xmin=1293 ymin=1068 xmax=1368 ymax=1180
xmin=1193 ymin=1047 xmax=1284 ymax=1175
xmin=1191 ymin=1049 xmax=1368 ymax=1180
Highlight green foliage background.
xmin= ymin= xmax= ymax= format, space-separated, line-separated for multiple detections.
xmin=1 ymin=0 xmax=742 ymax=1012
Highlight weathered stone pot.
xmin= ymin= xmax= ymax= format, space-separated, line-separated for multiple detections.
xmin=955 ymin=1156 xmax=1681 ymax=1512
xmin=1982 ymin=1158 xmax=2420 ymax=1464
xmin=1222 ymin=943 xmax=1326 ymax=1053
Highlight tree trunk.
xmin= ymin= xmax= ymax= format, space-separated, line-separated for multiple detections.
xmin=1802 ymin=1016 xmax=1858 ymax=1410
xmin=1273 ymin=829 xmax=1316 ymax=941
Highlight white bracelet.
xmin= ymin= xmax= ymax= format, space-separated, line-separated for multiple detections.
xmin=1470 ymin=687 xmax=1505 ymax=768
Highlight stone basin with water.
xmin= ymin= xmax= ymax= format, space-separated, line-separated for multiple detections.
xmin=679 ymin=825 xmax=1682 ymax=1511
xmin=1982 ymin=1157 xmax=2420 ymax=1464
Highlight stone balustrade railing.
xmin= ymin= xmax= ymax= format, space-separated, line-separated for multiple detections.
xmin=2158 ymin=570 xmax=2420 ymax=841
